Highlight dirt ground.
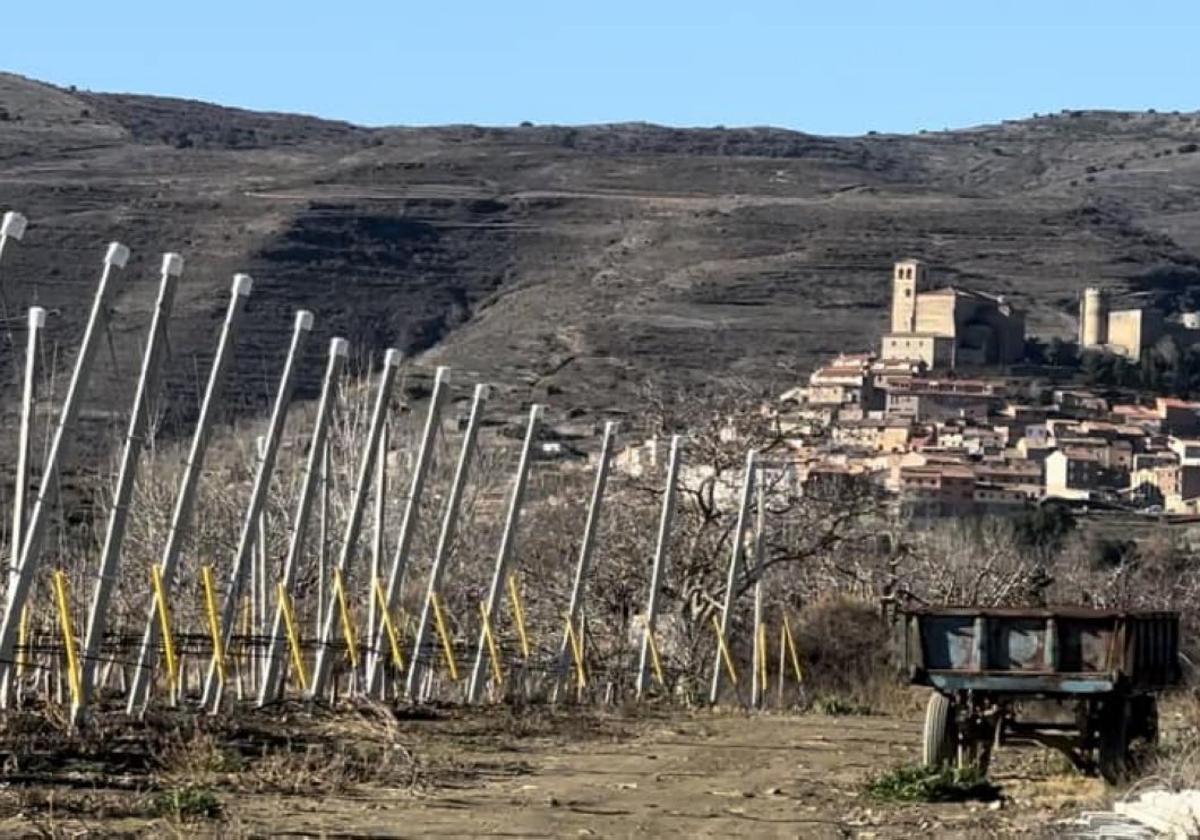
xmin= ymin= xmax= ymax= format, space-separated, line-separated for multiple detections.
xmin=0 ymin=701 xmax=1119 ymax=839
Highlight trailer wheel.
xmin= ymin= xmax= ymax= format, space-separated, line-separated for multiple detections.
xmin=1098 ymin=698 xmax=1131 ymax=785
xmin=922 ymin=692 xmax=956 ymax=768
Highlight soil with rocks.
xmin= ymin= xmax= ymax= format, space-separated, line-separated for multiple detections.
xmin=0 ymin=703 xmax=1115 ymax=838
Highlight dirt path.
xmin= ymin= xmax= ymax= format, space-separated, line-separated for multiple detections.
xmin=0 ymin=705 xmax=1112 ymax=837
xmin=219 ymin=711 xmax=1103 ymax=839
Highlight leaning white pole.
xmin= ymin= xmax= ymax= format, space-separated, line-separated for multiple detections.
xmin=366 ymin=420 xmax=389 ymax=678
xmin=316 ymin=440 xmax=330 ymax=641
xmin=0 ymin=242 xmax=129 ymax=696
xmin=0 ymin=211 xmax=28 ymax=345
xmin=635 ymin=435 xmax=682 ymax=700
xmin=307 ymin=349 xmax=401 ymax=700
xmin=709 ymin=450 xmax=757 ymax=705
xmin=200 ymin=310 xmax=316 ymax=710
xmin=749 ymin=467 xmax=767 ymax=709
xmin=2 ymin=306 xmax=42 ymax=707
xmin=258 ymin=337 xmax=349 ymax=705
xmin=365 ymin=366 xmax=450 ymax=696
xmin=2 ymin=212 xmax=32 ymax=584
xmin=9 ymin=307 xmax=43 ymax=596
xmin=405 ymin=384 xmax=488 ymax=700
xmin=125 ymin=274 xmax=253 ymax=714
xmin=77 ymin=254 xmax=183 ymax=721
xmin=466 ymin=404 xmax=542 ymax=703
xmin=551 ymin=421 xmax=616 ymax=703
xmin=0 ymin=211 xmax=28 ymax=264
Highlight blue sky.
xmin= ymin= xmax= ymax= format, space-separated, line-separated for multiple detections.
xmin=5 ymin=1 xmax=1200 ymax=135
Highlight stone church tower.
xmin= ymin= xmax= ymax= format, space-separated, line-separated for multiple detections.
xmin=890 ymin=259 xmax=925 ymax=333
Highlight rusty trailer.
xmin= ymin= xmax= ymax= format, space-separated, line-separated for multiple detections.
xmin=898 ymin=607 xmax=1181 ymax=783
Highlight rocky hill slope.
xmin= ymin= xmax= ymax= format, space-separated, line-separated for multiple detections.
xmin=4 ymin=72 xmax=1200 ymax=464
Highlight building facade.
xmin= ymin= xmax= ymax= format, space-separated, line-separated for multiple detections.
xmin=881 ymin=259 xmax=1026 ymax=369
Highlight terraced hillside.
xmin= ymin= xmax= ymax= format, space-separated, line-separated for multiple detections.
xmin=4 ymin=71 xmax=1200 ymax=470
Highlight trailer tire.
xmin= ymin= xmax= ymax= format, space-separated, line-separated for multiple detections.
xmin=1098 ymin=698 xmax=1131 ymax=785
xmin=923 ymin=692 xmax=956 ymax=768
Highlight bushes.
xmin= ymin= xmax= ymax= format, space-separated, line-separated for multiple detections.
xmin=791 ymin=596 xmax=898 ymax=710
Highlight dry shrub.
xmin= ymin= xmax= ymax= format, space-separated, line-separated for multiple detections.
xmin=792 ymin=595 xmax=908 ymax=712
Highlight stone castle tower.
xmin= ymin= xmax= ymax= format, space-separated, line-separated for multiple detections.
xmin=1079 ymin=287 xmax=1108 ymax=347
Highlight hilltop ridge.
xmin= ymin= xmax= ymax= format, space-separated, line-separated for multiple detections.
xmin=4 ymin=71 xmax=1200 ymax=466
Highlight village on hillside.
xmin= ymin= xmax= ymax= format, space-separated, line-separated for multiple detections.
xmin=618 ymin=259 xmax=1200 ymax=519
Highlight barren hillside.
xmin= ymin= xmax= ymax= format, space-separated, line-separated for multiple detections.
xmin=4 ymin=71 xmax=1200 ymax=464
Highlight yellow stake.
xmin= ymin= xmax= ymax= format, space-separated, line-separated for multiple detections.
xmin=17 ymin=603 xmax=30 ymax=679
xmin=563 ymin=613 xmax=587 ymax=689
xmin=646 ymin=627 xmax=666 ymax=688
xmin=332 ymin=568 xmax=359 ymax=668
xmin=757 ymin=620 xmax=769 ymax=693
xmin=782 ymin=612 xmax=803 ymax=683
xmin=479 ymin=601 xmax=504 ymax=686
xmin=52 ymin=570 xmax=82 ymax=710
xmin=373 ymin=577 xmax=405 ymax=670
xmin=150 ymin=563 xmax=180 ymax=692
xmin=201 ymin=565 xmax=228 ymax=683
xmin=276 ymin=582 xmax=308 ymax=691
xmin=430 ymin=591 xmax=459 ymax=681
xmin=506 ymin=573 xmax=531 ymax=660
xmin=711 ymin=614 xmax=738 ymax=686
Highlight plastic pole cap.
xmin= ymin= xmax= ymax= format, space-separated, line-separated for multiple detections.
xmin=434 ymin=365 xmax=451 ymax=385
xmin=473 ymin=383 xmax=491 ymax=400
xmin=161 ymin=253 xmax=184 ymax=277
xmin=529 ymin=403 xmax=544 ymax=420
xmin=383 ymin=348 xmax=402 ymax=367
xmin=28 ymin=306 xmax=46 ymax=329
xmin=294 ymin=310 xmax=315 ymax=331
xmin=1 ymin=211 xmax=28 ymax=241
xmin=232 ymin=273 xmax=253 ymax=296
xmin=330 ymin=337 xmax=350 ymax=357
xmin=105 ymin=242 xmax=130 ymax=268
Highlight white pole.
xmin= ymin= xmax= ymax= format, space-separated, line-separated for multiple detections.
xmin=125 ymin=274 xmax=252 ymax=714
xmin=258 ymin=338 xmax=349 ymax=705
xmin=0 ymin=243 xmax=129 ymax=697
xmin=466 ymin=404 xmax=542 ymax=703
xmin=404 ymin=385 xmax=488 ymax=699
xmin=365 ymin=366 xmax=450 ymax=696
xmin=366 ymin=421 xmax=388 ymax=677
xmin=551 ymin=421 xmax=616 ymax=702
xmin=200 ymin=311 xmax=315 ymax=711
xmin=750 ymin=468 xmax=767 ymax=709
xmin=77 ymin=254 xmax=182 ymax=721
xmin=709 ymin=450 xmax=757 ymax=705
xmin=307 ymin=349 xmax=401 ymax=699
xmin=635 ymin=435 xmax=682 ymax=700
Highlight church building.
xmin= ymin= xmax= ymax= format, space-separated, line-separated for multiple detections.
xmin=880 ymin=259 xmax=1026 ymax=370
